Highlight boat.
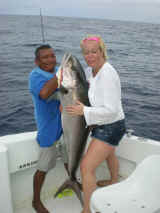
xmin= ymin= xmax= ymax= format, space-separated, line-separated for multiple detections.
xmin=0 ymin=130 xmax=160 ymax=213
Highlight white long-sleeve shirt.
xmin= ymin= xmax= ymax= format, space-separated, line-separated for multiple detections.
xmin=83 ymin=62 xmax=125 ymax=126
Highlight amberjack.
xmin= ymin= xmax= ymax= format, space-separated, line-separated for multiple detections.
xmin=54 ymin=53 xmax=90 ymax=205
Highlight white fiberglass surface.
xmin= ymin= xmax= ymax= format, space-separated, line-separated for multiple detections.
xmin=16 ymin=195 xmax=82 ymax=213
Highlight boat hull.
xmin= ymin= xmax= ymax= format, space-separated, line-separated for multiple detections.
xmin=0 ymin=131 xmax=160 ymax=212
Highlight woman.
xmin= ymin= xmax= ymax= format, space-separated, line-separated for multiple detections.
xmin=66 ymin=35 xmax=126 ymax=213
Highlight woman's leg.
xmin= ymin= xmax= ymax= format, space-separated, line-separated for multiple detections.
xmin=80 ymin=138 xmax=115 ymax=213
xmin=97 ymin=151 xmax=119 ymax=187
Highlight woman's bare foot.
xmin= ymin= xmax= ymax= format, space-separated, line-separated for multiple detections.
xmin=32 ymin=200 xmax=50 ymax=213
xmin=81 ymin=208 xmax=92 ymax=213
xmin=81 ymin=211 xmax=99 ymax=213
xmin=97 ymin=179 xmax=117 ymax=187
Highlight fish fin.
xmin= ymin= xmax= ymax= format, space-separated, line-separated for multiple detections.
xmin=70 ymin=181 xmax=83 ymax=206
xmin=46 ymin=92 xmax=60 ymax=102
xmin=54 ymin=179 xmax=83 ymax=206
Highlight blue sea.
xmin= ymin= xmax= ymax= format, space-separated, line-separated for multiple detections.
xmin=0 ymin=14 xmax=160 ymax=141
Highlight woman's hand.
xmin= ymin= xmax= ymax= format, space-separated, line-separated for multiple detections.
xmin=66 ymin=100 xmax=84 ymax=116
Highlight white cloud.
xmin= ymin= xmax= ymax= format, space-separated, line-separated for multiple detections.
xmin=76 ymin=0 xmax=160 ymax=10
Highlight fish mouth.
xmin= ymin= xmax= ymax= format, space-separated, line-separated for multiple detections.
xmin=61 ymin=53 xmax=72 ymax=67
xmin=60 ymin=53 xmax=77 ymax=89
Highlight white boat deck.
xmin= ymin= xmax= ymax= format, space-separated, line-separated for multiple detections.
xmin=16 ymin=195 xmax=82 ymax=213
xmin=11 ymin=159 xmax=83 ymax=213
xmin=1 ymin=131 xmax=160 ymax=213
xmin=13 ymin=159 xmax=125 ymax=213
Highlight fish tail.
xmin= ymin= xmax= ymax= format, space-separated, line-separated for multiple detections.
xmin=70 ymin=181 xmax=83 ymax=206
xmin=54 ymin=179 xmax=83 ymax=206
xmin=54 ymin=180 xmax=69 ymax=198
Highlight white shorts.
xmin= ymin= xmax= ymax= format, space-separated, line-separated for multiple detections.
xmin=37 ymin=140 xmax=68 ymax=172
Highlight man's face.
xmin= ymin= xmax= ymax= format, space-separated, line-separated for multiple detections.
xmin=35 ymin=48 xmax=56 ymax=72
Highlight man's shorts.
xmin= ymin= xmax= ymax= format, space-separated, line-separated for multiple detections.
xmin=37 ymin=140 xmax=68 ymax=172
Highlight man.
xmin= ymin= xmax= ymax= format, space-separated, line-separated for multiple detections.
xmin=29 ymin=44 xmax=68 ymax=213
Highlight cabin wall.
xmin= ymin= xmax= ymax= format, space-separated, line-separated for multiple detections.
xmin=0 ymin=144 xmax=13 ymax=213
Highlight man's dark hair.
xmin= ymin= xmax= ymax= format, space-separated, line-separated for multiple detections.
xmin=35 ymin=44 xmax=52 ymax=59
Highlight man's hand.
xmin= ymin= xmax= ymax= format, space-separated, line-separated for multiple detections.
xmin=59 ymin=104 xmax=63 ymax=112
xmin=56 ymin=66 xmax=63 ymax=88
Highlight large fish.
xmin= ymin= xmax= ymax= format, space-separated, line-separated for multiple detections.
xmin=53 ymin=53 xmax=90 ymax=205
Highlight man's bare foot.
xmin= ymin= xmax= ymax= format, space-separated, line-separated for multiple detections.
xmin=97 ymin=179 xmax=117 ymax=187
xmin=32 ymin=200 xmax=50 ymax=213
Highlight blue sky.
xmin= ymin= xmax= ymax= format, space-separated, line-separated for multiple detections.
xmin=1 ymin=0 xmax=160 ymax=24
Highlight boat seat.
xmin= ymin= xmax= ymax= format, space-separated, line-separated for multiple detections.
xmin=90 ymin=155 xmax=160 ymax=213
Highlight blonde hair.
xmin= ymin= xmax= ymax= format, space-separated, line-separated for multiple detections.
xmin=80 ymin=34 xmax=107 ymax=60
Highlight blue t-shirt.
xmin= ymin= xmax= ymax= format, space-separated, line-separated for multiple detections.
xmin=29 ymin=66 xmax=62 ymax=147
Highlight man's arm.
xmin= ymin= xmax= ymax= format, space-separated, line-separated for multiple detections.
xmin=39 ymin=76 xmax=58 ymax=99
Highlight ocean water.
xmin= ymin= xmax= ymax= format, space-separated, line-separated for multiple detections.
xmin=0 ymin=14 xmax=160 ymax=141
